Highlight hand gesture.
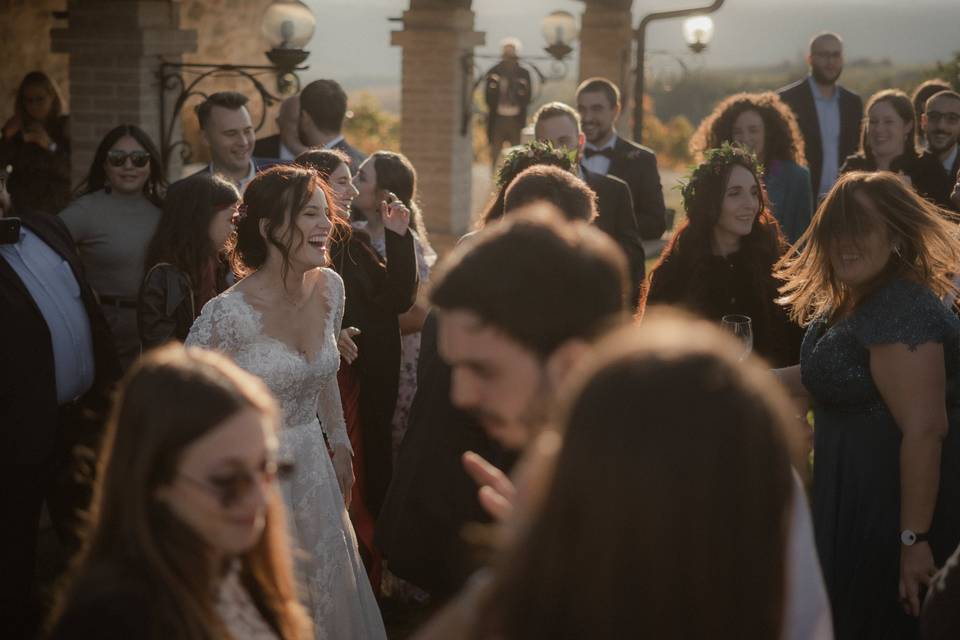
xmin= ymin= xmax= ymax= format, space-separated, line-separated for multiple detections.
xmin=462 ymin=451 xmax=516 ymax=522
xmin=337 ymin=327 xmax=361 ymax=364
xmin=899 ymin=542 xmax=937 ymax=617
xmin=332 ymin=444 xmax=355 ymax=509
xmin=380 ymin=192 xmax=411 ymax=236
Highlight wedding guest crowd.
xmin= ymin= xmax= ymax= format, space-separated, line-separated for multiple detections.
xmin=4 ymin=20 xmax=960 ymax=640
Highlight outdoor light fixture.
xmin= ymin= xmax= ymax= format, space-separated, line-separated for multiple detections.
xmin=157 ymin=0 xmax=315 ymax=168
xmin=682 ymin=16 xmax=714 ymax=54
xmin=541 ymin=10 xmax=578 ymax=61
xmin=263 ymin=0 xmax=317 ymax=77
xmin=633 ymin=0 xmax=725 ymax=142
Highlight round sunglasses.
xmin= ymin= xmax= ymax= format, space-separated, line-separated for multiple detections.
xmin=106 ymin=149 xmax=151 ymax=168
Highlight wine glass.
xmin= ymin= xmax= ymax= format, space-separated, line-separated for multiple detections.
xmin=721 ymin=314 xmax=753 ymax=362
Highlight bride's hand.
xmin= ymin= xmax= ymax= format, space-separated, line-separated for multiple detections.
xmin=332 ymin=444 xmax=354 ymax=508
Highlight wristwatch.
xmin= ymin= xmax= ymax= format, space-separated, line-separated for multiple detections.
xmin=900 ymin=529 xmax=930 ymax=546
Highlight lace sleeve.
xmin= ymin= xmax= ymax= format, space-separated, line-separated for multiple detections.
xmin=185 ymin=293 xmax=250 ymax=357
xmin=318 ymin=270 xmax=351 ymax=453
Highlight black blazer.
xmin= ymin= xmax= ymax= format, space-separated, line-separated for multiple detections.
xmin=604 ymin=137 xmax=667 ymax=240
xmin=0 ymin=211 xmax=120 ymax=464
xmin=252 ymin=133 xmax=282 ymax=160
xmin=331 ymin=227 xmax=418 ymax=516
xmin=777 ymin=77 xmax=863 ymax=201
xmin=376 ymin=312 xmax=515 ymax=597
xmin=583 ymin=168 xmax=645 ymax=305
xmin=839 ymin=151 xmax=958 ymax=211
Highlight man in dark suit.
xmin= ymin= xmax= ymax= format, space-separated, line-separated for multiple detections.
xmin=777 ymin=32 xmax=863 ymax=202
xmin=575 ymin=77 xmax=667 ymax=241
xmin=192 ymin=91 xmax=277 ymax=190
xmin=298 ymin=79 xmax=366 ymax=170
xmin=917 ymin=90 xmax=960 ymax=210
xmin=0 ymin=170 xmax=121 ymax=638
xmin=484 ymin=38 xmax=532 ymax=170
xmin=252 ymin=94 xmax=306 ymax=161
xmin=532 ymin=100 xmax=645 ymax=303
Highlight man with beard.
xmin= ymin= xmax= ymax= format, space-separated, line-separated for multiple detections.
xmin=575 ymin=78 xmax=667 ymax=242
xmin=916 ymin=90 xmax=960 ymax=210
xmin=298 ymin=79 xmax=366 ymax=171
xmin=778 ymin=32 xmax=863 ymax=202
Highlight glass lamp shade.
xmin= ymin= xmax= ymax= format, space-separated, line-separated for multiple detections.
xmin=262 ymin=0 xmax=316 ymax=50
xmin=682 ymin=15 xmax=714 ymax=51
xmin=541 ymin=10 xmax=578 ymax=48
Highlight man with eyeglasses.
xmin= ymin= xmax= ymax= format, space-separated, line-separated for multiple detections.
xmin=778 ymin=32 xmax=863 ymax=202
xmin=916 ymin=90 xmax=960 ymax=210
xmin=0 ymin=165 xmax=121 ymax=638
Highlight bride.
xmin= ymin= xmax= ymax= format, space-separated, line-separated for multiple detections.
xmin=187 ymin=165 xmax=388 ymax=639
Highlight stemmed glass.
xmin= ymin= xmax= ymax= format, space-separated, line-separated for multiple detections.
xmin=721 ymin=314 xmax=753 ymax=362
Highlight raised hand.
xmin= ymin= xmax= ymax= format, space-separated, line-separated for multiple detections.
xmin=381 ymin=192 xmax=411 ymax=236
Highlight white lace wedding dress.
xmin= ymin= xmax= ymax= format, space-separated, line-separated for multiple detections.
xmin=186 ymin=268 xmax=386 ymax=640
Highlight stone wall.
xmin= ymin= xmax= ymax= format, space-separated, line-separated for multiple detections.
xmin=0 ymin=0 xmax=68 ymax=128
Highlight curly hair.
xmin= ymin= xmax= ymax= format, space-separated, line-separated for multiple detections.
xmin=690 ymin=92 xmax=805 ymax=167
xmin=481 ymin=141 xmax=578 ymax=227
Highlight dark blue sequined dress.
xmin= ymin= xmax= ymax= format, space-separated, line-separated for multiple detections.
xmin=801 ymin=278 xmax=960 ymax=639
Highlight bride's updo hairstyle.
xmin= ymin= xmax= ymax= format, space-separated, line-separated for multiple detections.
xmin=231 ymin=164 xmax=348 ymax=281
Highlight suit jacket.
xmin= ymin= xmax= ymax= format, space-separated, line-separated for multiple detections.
xmin=252 ymin=133 xmax=282 ymax=160
xmin=331 ymin=138 xmax=367 ymax=171
xmin=0 ymin=211 xmax=120 ymax=464
xmin=583 ymin=168 xmax=645 ymax=305
xmin=331 ymin=227 xmax=418 ymax=516
xmin=376 ymin=312 xmax=516 ymax=597
xmin=189 ymin=157 xmax=279 ymax=181
xmin=840 ymin=151 xmax=958 ymax=211
xmin=777 ymin=78 xmax=863 ymax=201
xmin=603 ymin=137 xmax=667 ymax=240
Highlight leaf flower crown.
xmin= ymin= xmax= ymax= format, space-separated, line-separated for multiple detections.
xmin=495 ymin=140 xmax=579 ymax=188
xmin=677 ymin=142 xmax=763 ymax=213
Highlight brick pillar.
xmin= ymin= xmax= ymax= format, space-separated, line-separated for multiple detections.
xmin=391 ymin=5 xmax=484 ymax=248
xmin=578 ymin=1 xmax=634 ymax=132
xmin=51 ymin=0 xmax=197 ymax=185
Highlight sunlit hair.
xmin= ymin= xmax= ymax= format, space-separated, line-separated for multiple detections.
xmin=367 ymin=150 xmax=431 ymax=246
xmin=474 ymin=311 xmax=797 ymax=639
xmin=231 ymin=164 xmax=349 ymax=284
xmin=775 ymin=171 xmax=960 ymax=325
xmin=859 ymin=89 xmax=917 ymax=161
xmin=689 ymin=92 xmax=806 ymax=166
xmin=48 ymin=344 xmax=311 ymax=639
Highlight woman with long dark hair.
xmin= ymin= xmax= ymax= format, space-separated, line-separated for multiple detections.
xmin=59 ymin=124 xmax=166 ymax=369
xmin=186 ymin=165 xmax=387 ymax=638
xmin=353 ymin=152 xmax=435 ymax=479
xmin=775 ymin=171 xmax=960 ymax=638
xmin=0 ymin=71 xmax=72 ymax=213
xmin=295 ymin=149 xmax=418 ymax=588
xmin=138 ymin=173 xmax=240 ymax=350
xmin=416 ymin=313 xmax=799 ymax=639
xmin=691 ymin=91 xmax=813 ymax=243
xmin=46 ymin=343 xmax=311 ymax=639
xmin=641 ymin=143 xmax=803 ymax=367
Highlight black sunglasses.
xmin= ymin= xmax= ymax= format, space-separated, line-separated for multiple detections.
xmin=106 ymin=149 xmax=151 ymax=168
xmin=179 ymin=459 xmax=294 ymax=509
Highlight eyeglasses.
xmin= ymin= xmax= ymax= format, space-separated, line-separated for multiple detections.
xmin=106 ymin=150 xmax=151 ymax=168
xmin=178 ymin=459 xmax=293 ymax=508
xmin=926 ymin=111 xmax=960 ymax=125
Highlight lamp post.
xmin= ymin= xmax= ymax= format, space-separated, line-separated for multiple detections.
xmin=158 ymin=0 xmax=316 ymax=167
xmin=632 ymin=0 xmax=724 ymax=143
xmin=460 ymin=10 xmax=578 ymax=135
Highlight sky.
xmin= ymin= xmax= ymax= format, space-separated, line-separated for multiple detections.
xmin=298 ymin=0 xmax=960 ymax=88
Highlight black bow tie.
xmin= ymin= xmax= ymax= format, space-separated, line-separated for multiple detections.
xmin=583 ymin=147 xmax=614 ymax=159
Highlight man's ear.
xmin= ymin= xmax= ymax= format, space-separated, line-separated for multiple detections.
xmin=545 ymin=338 xmax=590 ymax=389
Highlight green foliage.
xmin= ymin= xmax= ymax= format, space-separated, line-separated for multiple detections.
xmin=933 ymin=50 xmax=960 ymax=90
xmin=343 ymin=92 xmax=399 ymax=155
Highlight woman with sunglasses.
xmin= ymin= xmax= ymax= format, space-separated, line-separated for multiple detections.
xmin=60 ymin=124 xmax=166 ymax=369
xmin=46 ymin=343 xmax=311 ymax=640
xmin=138 ymin=173 xmax=240 ymax=350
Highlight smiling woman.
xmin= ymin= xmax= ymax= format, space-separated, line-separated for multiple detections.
xmin=641 ymin=143 xmax=803 ymax=367
xmin=59 ymin=124 xmax=166 ymax=369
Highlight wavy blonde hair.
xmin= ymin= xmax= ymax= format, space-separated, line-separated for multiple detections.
xmin=775 ymin=171 xmax=960 ymax=325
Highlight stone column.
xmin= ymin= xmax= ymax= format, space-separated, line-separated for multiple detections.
xmin=578 ymin=1 xmax=634 ymax=132
xmin=51 ymin=0 xmax=197 ymax=185
xmin=391 ymin=3 xmax=484 ymax=250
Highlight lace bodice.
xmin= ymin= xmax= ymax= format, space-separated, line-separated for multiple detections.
xmin=186 ymin=268 xmax=350 ymax=453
